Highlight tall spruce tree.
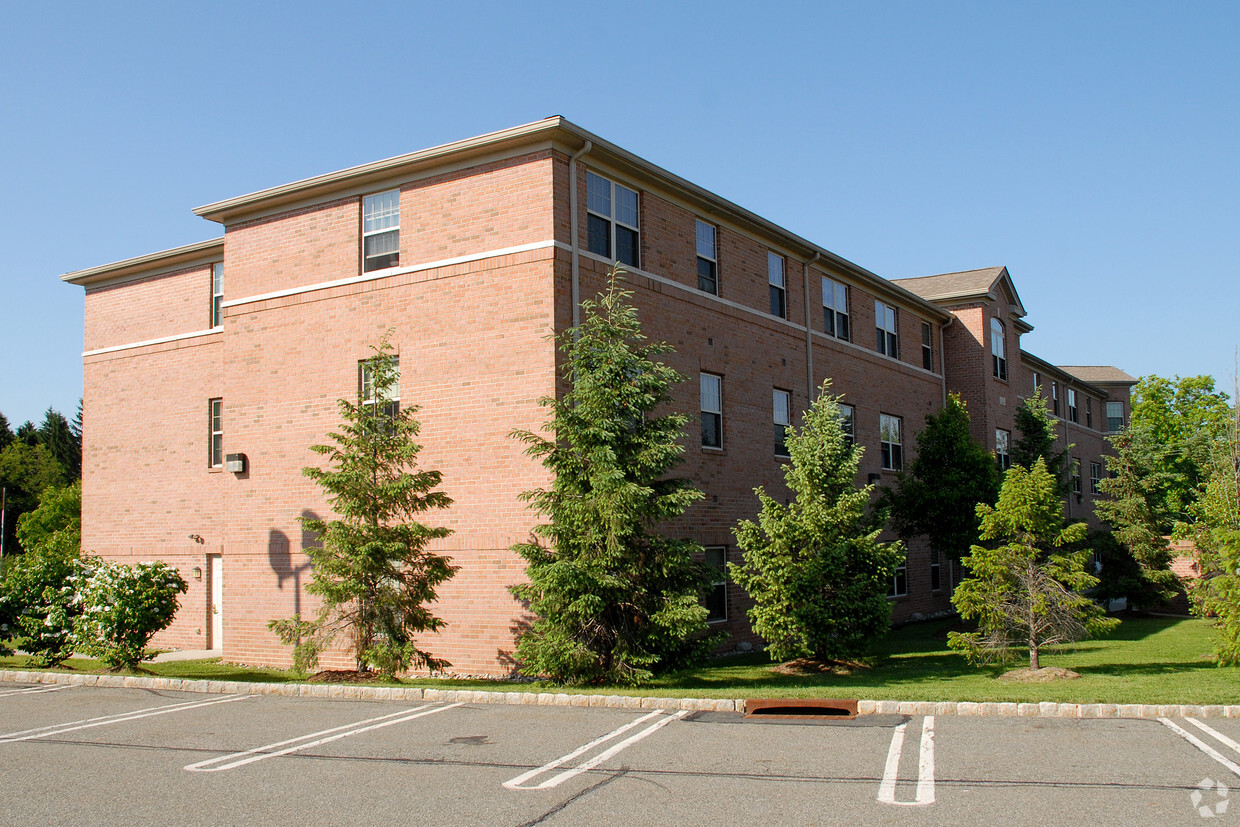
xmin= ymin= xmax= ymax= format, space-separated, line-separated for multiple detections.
xmin=731 ymin=382 xmax=904 ymax=663
xmin=0 ymin=413 xmax=12 ymax=453
xmin=510 ymin=269 xmax=715 ymax=686
xmin=270 ymin=336 xmax=457 ymax=676
xmin=38 ymin=407 xmax=80 ymax=479
xmin=882 ymin=394 xmax=999 ymax=561
xmin=1012 ymin=389 xmax=1072 ymax=496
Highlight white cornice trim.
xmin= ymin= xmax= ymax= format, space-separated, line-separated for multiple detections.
xmin=62 ymin=239 xmax=224 ymax=288
xmin=83 ymin=328 xmax=221 ymax=358
xmin=222 ymin=240 xmax=564 ymax=309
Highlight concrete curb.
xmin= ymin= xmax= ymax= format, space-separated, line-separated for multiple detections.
xmin=3 ymin=670 xmax=1234 ymax=718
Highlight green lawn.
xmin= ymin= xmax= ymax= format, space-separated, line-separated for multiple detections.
xmin=2 ymin=616 xmax=1236 ymax=705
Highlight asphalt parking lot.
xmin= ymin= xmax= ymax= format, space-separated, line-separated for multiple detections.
xmin=1 ymin=683 xmax=1236 ymax=825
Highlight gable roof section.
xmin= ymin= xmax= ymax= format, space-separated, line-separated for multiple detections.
xmin=1059 ymin=365 xmax=1138 ymax=386
xmin=892 ymin=266 xmax=1028 ymax=320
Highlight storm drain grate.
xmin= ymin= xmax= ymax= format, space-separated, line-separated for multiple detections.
xmin=743 ymin=698 xmax=859 ymax=719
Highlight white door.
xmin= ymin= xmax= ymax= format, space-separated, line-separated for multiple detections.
xmin=209 ymin=554 xmax=223 ymax=650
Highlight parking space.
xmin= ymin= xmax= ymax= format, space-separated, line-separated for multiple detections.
xmin=1 ymin=685 xmax=1238 ymax=823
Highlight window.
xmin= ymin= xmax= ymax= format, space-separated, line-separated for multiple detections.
xmin=1052 ymin=382 xmax=1060 ymax=416
xmin=768 ymin=253 xmax=786 ymax=317
xmin=1086 ymin=397 xmax=1093 ymax=429
xmin=362 ymin=190 xmax=400 ymax=272
xmin=1106 ymin=401 xmax=1124 ymax=432
xmin=704 ymin=547 xmax=727 ymax=622
xmin=696 ymin=220 xmax=717 ymax=294
xmin=360 ymin=359 xmax=401 ymax=420
xmin=996 ymin=428 xmax=1011 ymax=471
xmin=921 ymin=322 xmax=933 ymax=371
xmin=586 ymin=172 xmax=640 ymax=267
xmin=930 ymin=548 xmax=941 ymax=592
xmin=1068 ymin=388 xmax=1078 ymax=423
xmin=991 ymin=317 xmax=1007 ymax=380
xmin=876 ymin=301 xmax=898 ymax=358
xmin=889 ymin=557 xmax=908 ymax=598
xmin=880 ymin=413 xmax=902 ymax=471
xmin=211 ymin=263 xmax=223 ymax=328
xmin=701 ymin=373 xmax=722 ymax=449
xmin=773 ymin=389 xmax=791 ymax=457
xmin=1090 ymin=461 xmax=1102 ymax=495
xmin=209 ymin=399 xmax=223 ymax=468
xmin=1072 ymin=458 xmax=1082 ymax=495
xmin=838 ymin=403 xmax=855 ymax=445
xmin=1033 ymin=372 xmax=1041 ymax=392
xmin=822 ymin=277 xmax=849 ymax=340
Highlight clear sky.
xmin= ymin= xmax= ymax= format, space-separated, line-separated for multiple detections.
xmin=2 ymin=1 xmax=1236 ymax=428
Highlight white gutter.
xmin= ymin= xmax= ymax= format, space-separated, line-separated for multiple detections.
xmin=568 ymin=140 xmax=593 ymax=331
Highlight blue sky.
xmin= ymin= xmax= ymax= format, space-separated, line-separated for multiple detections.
xmin=2 ymin=1 xmax=1236 ymax=427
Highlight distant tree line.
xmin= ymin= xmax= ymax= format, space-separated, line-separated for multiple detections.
xmin=0 ymin=401 xmax=82 ymax=556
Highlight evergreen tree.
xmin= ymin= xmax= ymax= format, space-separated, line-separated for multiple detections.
xmin=0 ymin=413 xmax=12 ymax=453
xmin=731 ymin=381 xmax=904 ymax=663
xmin=510 ymin=269 xmax=715 ymax=686
xmin=38 ymin=407 xmax=80 ymax=479
xmin=15 ymin=421 xmax=38 ymax=447
xmin=950 ymin=458 xmax=1117 ymax=670
xmin=1187 ymin=401 xmax=1240 ymax=664
xmin=270 ymin=336 xmax=457 ymax=676
xmin=1012 ymin=390 xmax=1072 ymax=496
xmin=882 ymin=394 xmax=999 ymax=561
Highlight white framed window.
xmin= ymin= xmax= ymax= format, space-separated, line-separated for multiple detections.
xmin=996 ymin=428 xmax=1011 ymax=471
xmin=360 ymin=358 xmax=401 ymax=419
xmin=209 ymin=398 xmax=223 ymax=468
xmin=1072 ymin=458 xmax=1082 ymax=494
xmin=1052 ymin=382 xmax=1060 ymax=416
xmin=921 ymin=322 xmax=933 ymax=371
xmin=1068 ymin=388 xmax=1079 ymax=423
xmin=838 ymin=403 xmax=855 ymax=445
xmin=930 ymin=548 xmax=941 ymax=592
xmin=586 ymin=171 xmax=640 ymax=267
xmin=1106 ymin=401 xmax=1125 ymax=433
xmin=696 ymin=220 xmax=717 ymax=294
xmin=1090 ymin=461 xmax=1102 ymax=495
xmin=768 ymin=252 xmax=785 ymax=318
xmin=991 ymin=317 xmax=1007 ymax=380
xmin=211 ymin=263 xmax=224 ymax=328
xmin=1033 ymin=372 xmax=1041 ymax=393
xmin=876 ymin=301 xmax=898 ymax=358
xmin=704 ymin=546 xmax=727 ymax=622
xmin=701 ymin=372 xmax=722 ymax=449
xmin=880 ymin=413 xmax=902 ymax=471
xmin=362 ymin=190 xmax=400 ymax=272
xmin=889 ymin=557 xmax=908 ymax=598
xmin=822 ymin=277 xmax=849 ymax=340
xmin=773 ymin=389 xmax=791 ymax=457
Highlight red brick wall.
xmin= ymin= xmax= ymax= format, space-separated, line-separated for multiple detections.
xmin=84 ymin=262 xmax=217 ymax=351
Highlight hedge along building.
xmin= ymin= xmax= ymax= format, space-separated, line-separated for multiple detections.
xmin=62 ymin=117 xmax=1135 ymax=674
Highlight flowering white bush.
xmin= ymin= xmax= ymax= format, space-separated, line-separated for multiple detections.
xmin=70 ymin=559 xmax=187 ymax=670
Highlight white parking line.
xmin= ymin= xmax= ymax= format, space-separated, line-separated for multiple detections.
xmin=878 ymin=716 xmax=935 ymax=806
xmin=1162 ymin=717 xmax=1240 ymax=779
xmin=0 ymin=694 xmax=252 ymax=743
xmin=0 ymin=685 xmax=70 ymax=698
xmin=504 ymin=710 xmax=688 ymax=790
xmin=184 ymin=702 xmax=463 ymax=772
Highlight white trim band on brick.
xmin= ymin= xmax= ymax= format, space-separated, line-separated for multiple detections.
xmin=222 ymin=239 xmax=566 ymax=309
xmin=82 ymin=327 xmax=222 ymax=358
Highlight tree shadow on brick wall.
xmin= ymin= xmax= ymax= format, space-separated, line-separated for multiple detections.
xmin=266 ymin=511 xmax=318 ymax=624
xmin=498 ymin=611 xmax=533 ymax=677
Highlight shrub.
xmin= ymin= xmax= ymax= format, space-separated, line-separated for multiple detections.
xmin=71 ymin=559 xmax=187 ymax=670
xmin=0 ymin=544 xmax=81 ymax=665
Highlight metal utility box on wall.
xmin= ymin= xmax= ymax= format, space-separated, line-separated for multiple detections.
xmin=224 ymin=453 xmax=247 ymax=473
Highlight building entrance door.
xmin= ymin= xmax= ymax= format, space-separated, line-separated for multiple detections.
xmin=208 ymin=554 xmax=223 ymax=650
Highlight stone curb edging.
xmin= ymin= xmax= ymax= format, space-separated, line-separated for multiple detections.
xmin=3 ymin=670 xmax=1235 ymax=719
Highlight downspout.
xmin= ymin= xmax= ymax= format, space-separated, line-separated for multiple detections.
xmin=568 ymin=140 xmax=593 ymax=332
xmin=803 ymin=252 xmax=820 ymax=402
xmin=938 ymin=314 xmax=952 ymax=408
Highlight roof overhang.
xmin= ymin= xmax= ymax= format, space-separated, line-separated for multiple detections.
xmin=1020 ymin=350 xmax=1109 ymax=398
xmin=61 ymin=238 xmax=224 ymax=288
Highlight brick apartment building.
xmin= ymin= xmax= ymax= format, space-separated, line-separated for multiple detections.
xmin=62 ymin=117 xmax=1136 ymax=674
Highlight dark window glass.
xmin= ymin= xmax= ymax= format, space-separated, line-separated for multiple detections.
xmin=697 ymin=258 xmax=717 ymax=294
xmin=587 ymin=214 xmax=611 ymax=258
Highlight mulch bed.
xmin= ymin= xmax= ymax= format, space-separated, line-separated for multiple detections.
xmin=998 ymin=666 xmax=1082 ymax=683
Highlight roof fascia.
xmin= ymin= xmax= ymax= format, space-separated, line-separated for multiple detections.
xmin=61 ymin=238 xmax=224 ymax=288
xmin=1019 ymin=350 xmax=1108 ymax=397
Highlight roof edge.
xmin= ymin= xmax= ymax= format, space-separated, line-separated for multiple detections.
xmin=62 ymin=238 xmax=224 ymax=287
xmin=1020 ymin=350 xmax=1110 ymax=397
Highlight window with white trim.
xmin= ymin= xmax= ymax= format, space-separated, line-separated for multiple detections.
xmin=1090 ymin=461 xmax=1102 ymax=495
xmin=1106 ymin=401 xmax=1125 ymax=432
xmin=696 ymin=220 xmax=717 ymax=294
xmin=996 ymin=428 xmax=1011 ymax=471
xmin=209 ymin=399 xmax=223 ymax=468
xmin=876 ymin=301 xmax=898 ymax=358
xmin=211 ymin=263 xmax=223 ymax=328
xmin=838 ymin=403 xmax=855 ymax=446
xmin=822 ymin=277 xmax=849 ymax=340
xmin=704 ymin=546 xmax=727 ymax=622
xmin=701 ymin=373 xmax=722 ymax=449
xmin=1072 ymin=458 xmax=1082 ymax=494
xmin=1068 ymin=388 xmax=1079 ymax=423
xmin=362 ymin=190 xmax=400 ymax=272
xmin=889 ymin=556 xmax=908 ymax=598
xmin=1086 ymin=397 xmax=1093 ymax=429
xmin=768 ymin=252 xmax=785 ymax=318
xmin=991 ymin=317 xmax=1007 ymax=380
xmin=880 ymin=413 xmax=902 ymax=471
xmin=773 ymin=389 xmax=791 ymax=457
xmin=586 ymin=172 xmax=640 ymax=267
xmin=360 ymin=358 xmax=401 ymax=420
xmin=921 ymin=322 xmax=933 ymax=371
xmin=930 ymin=548 xmax=941 ymax=591
xmin=1052 ymin=382 xmax=1060 ymax=416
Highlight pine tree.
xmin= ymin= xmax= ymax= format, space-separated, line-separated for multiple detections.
xmin=949 ymin=458 xmax=1117 ymax=670
xmin=510 ymin=269 xmax=715 ymax=686
xmin=270 ymin=336 xmax=457 ymax=676
xmin=0 ymin=413 xmax=12 ymax=453
xmin=882 ymin=394 xmax=999 ymax=561
xmin=38 ymin=407 xmax=80 ymax=479
xmin=731 ymin=381 xmax=904 ymax=663
xmin=1012 ymin=389 xmax=1072 ymax=496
